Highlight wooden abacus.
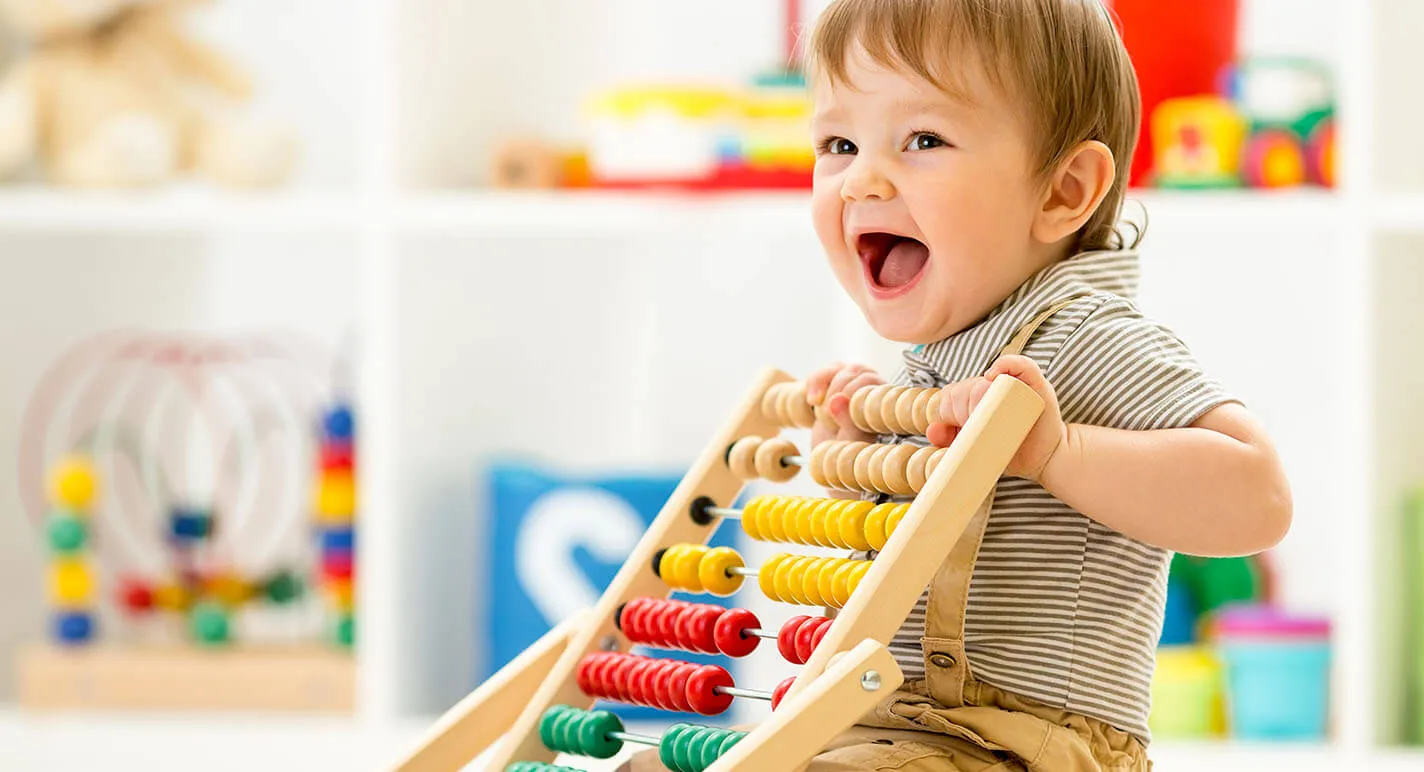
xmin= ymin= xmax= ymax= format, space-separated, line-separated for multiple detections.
xmin=393 ymin=369 xmax=1043 ymax=772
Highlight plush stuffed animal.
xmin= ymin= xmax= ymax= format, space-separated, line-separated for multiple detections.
xmin=0 ymin=0 xmax=296 ymax=187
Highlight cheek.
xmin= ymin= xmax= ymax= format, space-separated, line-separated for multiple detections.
xmin=810 ymin=183 xmax=845 ymax=252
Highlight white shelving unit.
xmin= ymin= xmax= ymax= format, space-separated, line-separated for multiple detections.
xmin=3 ymin=0 xmax=1423 ymax=770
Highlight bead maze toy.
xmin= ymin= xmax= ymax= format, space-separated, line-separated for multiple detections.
xmin=16 ymin=332 xmax=357 ymax=712
xmin=394 ymin=369 xmax=1044 ymax=771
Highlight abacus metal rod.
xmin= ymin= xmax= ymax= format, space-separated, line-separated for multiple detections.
xmin=744 ymin=628 xmax=778 ymax=640
xmin=715 ymin=685 xmax=774 ymax=701
xmin=608 ymin=730 xmax=661 ymax=747
xmin=727 ymin=566 xmax=758 ymax=578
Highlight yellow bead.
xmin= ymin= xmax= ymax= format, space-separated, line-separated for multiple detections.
xmin=740 ymin=497 xmax=767 ymax=541
xmin=831 ymin=560 xmax=860 ymax=608
xmin=808 ymin=499 xmax=834 ymax=547
xmin=50 ymin=559 xmax=93 ymax=606
xmin=884 ymin=504 xmax=910 ymax=542
xmin=839 ymin=502 xmax=873 ymax=551
xmin=864 ymin=504 xmax=892 ymax=551
xmin=846 ymin=561 xmax=872 ymax=599
xmin=671 ymin=544 xmax=708 ymax=592
xmin=759 ymin=553 xmax=784 ymax=601
xmin=699 ymin=546 xmax=744 ymax=596
xmin=785 ymin=499 xmax=814 ymax=545
xmin=808 ymin=558 xmax=837 ymax=606
xmin=817 ymin=558 xmax=838 ymax=605
xmin=764 ymin=497 xmax=790 ymax=543
xmin=314 ymin=470 xmax=357 ymax=521
xmin=772 ymin=554 xmax=803 ymax=604
xmin=49 ymin=455 xmax=97 ymax=510
xmin=205 ymin=573 xmax=255 ymax=607
xmin=154 ymin=581 xmax=193 ymax=611
xmin=325 ymin=576 xmax=355 ymax=611
xmin=789 ymin=556 xmax=819 ymax=605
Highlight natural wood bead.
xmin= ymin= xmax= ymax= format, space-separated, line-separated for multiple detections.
xmin=867 ymin=443 xmax=895 ymax=492
xmin=814 ymin=403 xmax=838 ymax=431
xmin=852 ymin=444 xmax=879 ymax=491
xmin=819 ymin=441 xmax=849 ymax=489
xmin=728 ymin=436 xmax=763 ymax=479
xmin=755 ymin=437 xmax=800 ymax=482
xmin=907 ymin=446 xmax=937 ymax=492
xmin=883 ymin=444 xmax=917 ymax=495
xmin=924 ymin=448 xmax=947 ymax=482
xmin=923 ymin=392 xmax=944 ymax=433
xmin=911 ymin=389 xmax=937 ymax=435
xmin=808 ymin=441 xmax=834 ymax=487
xmin=894 ymin=388 xmax=923 ymax=435
xmin=761 ymin=386 xmax=787 ymax=425
xmin=836 ymin=441 xmax=869 ymax=490
xmin=848 ymin=388 xmax=873 ymax=433
xmin=875 ymin=386 xmax=903 ymax=434
xmin=785 ymin=383 xmax=816 ymax=428
xmin=861 ymin=387 xmax=891 ymax=434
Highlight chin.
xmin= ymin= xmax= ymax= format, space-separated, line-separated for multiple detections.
xmin=863 ymin=311 xmax=938 ymax=346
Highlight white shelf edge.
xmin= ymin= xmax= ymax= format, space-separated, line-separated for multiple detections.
xmin=1370 ymin=193 xmax=1424 ymax=232
xmin=0 ymin=187 xmax=362 ymax=233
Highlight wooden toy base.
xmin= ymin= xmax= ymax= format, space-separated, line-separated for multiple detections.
xmin=16 ymin=644 xmax=356 ymax=713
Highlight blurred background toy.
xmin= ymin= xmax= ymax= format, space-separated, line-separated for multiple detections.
xmin=0 ymin=0 xmax=298 ymax=187
xmin=1151 ymin=96 xmax=1248 ymax=189
xmin=16 ymin=331 xmax=355 ymax=711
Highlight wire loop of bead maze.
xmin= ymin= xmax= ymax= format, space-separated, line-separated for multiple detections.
xmin=393 ymin=368 xmax=1043 ymax=772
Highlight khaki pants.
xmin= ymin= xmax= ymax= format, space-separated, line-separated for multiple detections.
xmin=619 ymin=679 xmax=1148 ymax=771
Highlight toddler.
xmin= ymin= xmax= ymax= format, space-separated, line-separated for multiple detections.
xmin=628 ymin=0 xmax=1291 ymax=769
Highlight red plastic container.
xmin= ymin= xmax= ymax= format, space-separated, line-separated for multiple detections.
xmin=1111 ymin=0 xmax=1241 ymax=186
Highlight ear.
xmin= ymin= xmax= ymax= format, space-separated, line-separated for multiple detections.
xmin=1031 ymin=140 xmax=1116 ymax=246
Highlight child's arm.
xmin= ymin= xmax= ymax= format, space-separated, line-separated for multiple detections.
xmin=930 ymin=355 xmax=1292 ymax=558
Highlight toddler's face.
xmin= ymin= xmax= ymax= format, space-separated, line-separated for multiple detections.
xmin=811 ymin=49 xmax=1051 ymax=344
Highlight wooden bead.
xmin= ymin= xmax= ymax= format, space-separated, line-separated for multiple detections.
xmin=818 ymin=443 xmax=845 ymax=489
xmin=883 ymin=444 xmax=917 ymax=495
xmin=808 ymin=441 xmax=834 ymax=487
xmin=761 ymin=386 xmax=788 ymax=425
xmin=911 ymin=389 xmax=937 ymax=435
xmin=925 ymin=448 xmax=947 ymax=483
xmin=755 ymin=438 xmax=800 ymax=482
xmin=907 ymin=446 xmax=937 ymax=492
xmin=852 ymin=444 xmax=878 ymax=491
xmin=896 ymin=389 xmax=925 ymax=435
xmin=867 ymin=444 xmax=895 ymax=493
xmin=861 ymin=388 xmax=891 ymax=434
xmin=848 ymin=388 xmax=873 ymax=433
xmin=923 ymin=392 xmax=944 ymax=433
xmin=835 ymin=442 xmax=869 ymax=490
xmin=880 ymin=386 xmax=910 ymax=434
xmin=785 ymin=384 xmax=816 ymax=428
xmin=814 ymin=403 xmax=838 ymax=431
xmin=727 ymin=436 xmax=763 ymax=479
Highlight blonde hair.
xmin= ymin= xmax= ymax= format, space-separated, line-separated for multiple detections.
xmin=808 ymin=0 xmax=1143 ymax=252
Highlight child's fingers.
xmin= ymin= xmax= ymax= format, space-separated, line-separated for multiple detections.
xmin=832 ymin=372 xmax=884 ymax=438
xmin=926 ymin=422 xmax=959 ymax=447
xmin=805 ymin=362 xmax=846 ymax=405
xmin=824 ymin=364 xmax=871 ymax=403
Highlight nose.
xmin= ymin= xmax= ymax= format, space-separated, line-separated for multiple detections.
xmin=841 ymin=155 xmax=896 ymax=202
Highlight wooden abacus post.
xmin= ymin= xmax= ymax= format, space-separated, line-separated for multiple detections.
xmin=391 ymin=612 xmax=589 ymax=772
xmin=473 ymin=368 xmax=794 ymax=772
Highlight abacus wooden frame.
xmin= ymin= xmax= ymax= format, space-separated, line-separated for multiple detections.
xmin=392 ymin=368 xmax=1044 ymax=772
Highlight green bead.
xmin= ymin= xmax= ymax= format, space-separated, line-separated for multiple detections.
xmin=264 ymin=570 xmax=303 ymax=604
xmin=661 ymin=724 xmax=691 ymax=771
xmin=538 ymin=706 xmax=568 ymax=752
xmin=686 ymin=727 xmax=719 ymax=772
xmin=190 ymin=602 xmax=230 ymax=645
xmin=697 ymin=729 xmax=727 ymax=772
xmin=580 ymin=709 xmax=623 ymax=759
xmin=335 ymin=613 xmax=355 ymax=647
xmin=47 ymin=513 xmax=87 ymax=554
xmin=552 ymin=707 xmax=579 ymax=753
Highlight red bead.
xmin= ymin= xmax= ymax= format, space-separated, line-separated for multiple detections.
xmin=652 ymin=601 xmax=679 ymax=648
xmin=713 ymin=608 xmax=761 ymax=658
xmin=321 ymin=442 xmax=355 ymax=472
xmin=117 ymin=576 xmax=154 ymax=613
xmin=620 ymin=598 xmax=648 ymax=640
xmin=625 ymin=657 xmax=655 ymax=704
xmin=795 ymin=616 xmax=824 ymax=664
xmin=686 ymin=665 xmax=735 ymax=715
xmin=653 ymin=661 xmax=682 ymax=711
xmin=778 ymin=616 xmax=810 ymax=664
xmin=667 ymin=663 xmax=696 ymax=713
xmin=771 ymin=677 xmax=796 ymax=710
xmin=810 ymin=617 xmax=833 ymax=653
xmin=322 ymin=551 xmax=355 ymax=581
xmin=686 ymin=605 xmax=723 ymax=654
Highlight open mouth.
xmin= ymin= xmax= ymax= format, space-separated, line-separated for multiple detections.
xmin=856 ymin=232 xmax=930 ymax=296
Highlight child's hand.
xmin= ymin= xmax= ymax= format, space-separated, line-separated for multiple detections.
xmin=805 ymin=362 xmax=884 ymax=447
xmin=927 ymin=355 xmax=1066 ymax=481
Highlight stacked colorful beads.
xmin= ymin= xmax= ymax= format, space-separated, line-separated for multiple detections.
xmin=576 ymin=653 xmax=734 ymax=715
xmin=536 ymin=706 xmax=749 ymax=772
xmin=654 ymin=544 xmax=744 ymax=596
xmin=739 ymin=496 xmax=909 ymax=551
xmin=757 ymin=553 xmax=870 ymax=609
xmin=46 ymin=455 xmax=98 ymax=645
xmin=314 ymin=402 xmax=357 ymax=648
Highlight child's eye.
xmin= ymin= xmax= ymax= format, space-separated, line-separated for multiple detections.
xmin=907 ymin=132 xmax=947 ymax=151
xmin=816 ymin=137 xmax=857 ymax=156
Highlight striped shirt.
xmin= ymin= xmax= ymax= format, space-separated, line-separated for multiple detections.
xmin=864 ymin=249 xmax=1235 ymax=744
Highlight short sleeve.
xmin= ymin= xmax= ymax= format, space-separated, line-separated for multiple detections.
xmin=1045 ymin=297 xmax=1238 ymax=431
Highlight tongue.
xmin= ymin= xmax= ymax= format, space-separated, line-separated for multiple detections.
xmin=878 ymin=240 xmax=929 ymax=288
